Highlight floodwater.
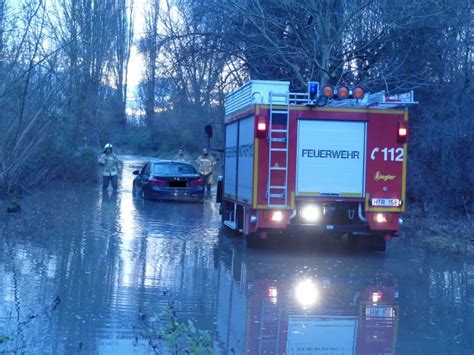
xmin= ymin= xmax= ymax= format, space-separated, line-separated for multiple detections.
xmin=0 ymin=156 xmax=473 ymax=354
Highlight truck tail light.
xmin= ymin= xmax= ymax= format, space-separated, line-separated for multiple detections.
xmin=263 ymin=210 xmax=284 ymax=222
xmin=374 ymin=213 xmax=392 ymax=223
xmin=372 ymin=291 xmax=382 ymax=303
xmin=271 ymin=210 xmax=283 ymax=222
xmin=374 ymin=213 xmax=387 ymax=223
xmin=256 ymin=117 xmax=268 ymax=138
xmin=398 ymin=121 xmax=408 ymax=143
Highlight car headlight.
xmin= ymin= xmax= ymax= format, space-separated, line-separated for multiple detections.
xmin=300 ymin=204 xmax=320 ymax=223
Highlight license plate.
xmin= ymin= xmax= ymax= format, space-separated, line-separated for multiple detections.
xmin=365 ymin=306 xmax=395 ymax=318
xmin=371 ymin=198 xmax=401 ymax=207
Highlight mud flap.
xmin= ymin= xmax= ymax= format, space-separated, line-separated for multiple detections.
xmin=216 ymin=177 xmax=223 ymax=203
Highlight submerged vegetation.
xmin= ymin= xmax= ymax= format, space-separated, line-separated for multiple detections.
xmin=140 ymin=301 xmax=212 ymax=354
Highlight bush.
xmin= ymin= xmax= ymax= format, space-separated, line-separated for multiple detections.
xmin=62 ymin=147 xmax=99 ymax=183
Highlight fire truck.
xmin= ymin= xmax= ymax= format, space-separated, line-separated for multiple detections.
xmin=210 ymin=80 xmax=415 ymax=249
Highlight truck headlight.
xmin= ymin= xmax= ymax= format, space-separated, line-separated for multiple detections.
xmin=295 ymin=279 xmax=319 ymax=308
xmin=300 ymin=204 xmax=320 ymax=223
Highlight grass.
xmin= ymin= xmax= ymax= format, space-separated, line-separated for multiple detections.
xmin=402 ymin=206 xmax=474 ymax=256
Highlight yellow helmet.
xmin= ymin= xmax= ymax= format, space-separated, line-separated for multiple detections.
xmin=104 ymin=143 xmax=113 ymax=150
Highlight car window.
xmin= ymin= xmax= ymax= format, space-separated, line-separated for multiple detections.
xmin=140 ymin=163 xmax=148 ymax=176
xmin=152 ymin=163 xmax=197 ymax=175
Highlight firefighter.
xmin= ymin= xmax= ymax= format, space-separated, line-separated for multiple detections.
xmin=175 ymin=147 xmax=189 ymax=162
xmin=99 ymin=143 xmax=121 ymax=190
xmin=196 ymin=148 xmax=216 ymax=191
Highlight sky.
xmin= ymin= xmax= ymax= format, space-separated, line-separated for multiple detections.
xmin=127 ymin=1 xmax=147 ymax=110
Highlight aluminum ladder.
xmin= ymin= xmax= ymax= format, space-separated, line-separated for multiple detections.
xmin=267 ymin=91 xmax=289 ymax=207
xmin=258 ymin=298 xmax=282 ymax=354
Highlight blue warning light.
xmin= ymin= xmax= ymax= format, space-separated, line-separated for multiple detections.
xmin=308 ymin=81 xmax=319 ymax=100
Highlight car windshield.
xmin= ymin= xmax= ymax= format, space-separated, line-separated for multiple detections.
xmin=152 ymin=162 xmax=197 ymax=175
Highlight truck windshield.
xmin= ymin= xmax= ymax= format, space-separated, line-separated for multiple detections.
xmin=153 ymin=163 xmax=197 ymax=175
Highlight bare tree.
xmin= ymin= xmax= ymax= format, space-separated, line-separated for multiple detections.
xmin=0 ymin=0 xmax=135 ymax=189
xmin=140 ymin=0 xmax=160 ymax=120
xmin=0 ymin=0 xmax=60 ymax=186
xmin=112 ymin=0 xmax=134 ymax=125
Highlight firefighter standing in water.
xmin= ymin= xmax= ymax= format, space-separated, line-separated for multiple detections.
xmin=175 ymin=147 xmax=189 ymax=162
xmin=99 ymin=143 xmax=121 ymax=190
xmin=196 ymin=148 xmax=216 ymax=191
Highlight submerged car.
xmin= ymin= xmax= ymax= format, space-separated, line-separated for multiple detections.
xmin=133 ymin=160 xmax=205 ymax=201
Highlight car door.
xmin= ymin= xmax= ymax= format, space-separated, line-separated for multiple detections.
xmin=137 ymin=162 xmax=150 ymax=190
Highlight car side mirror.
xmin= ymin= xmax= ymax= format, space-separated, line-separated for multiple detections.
xmin=132 ymin=170 xmax=139 ymax=175
xmin=205 ymin=124 xmax=213 ymax=138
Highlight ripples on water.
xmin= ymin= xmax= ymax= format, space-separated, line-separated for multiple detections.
xmin=0 ymin=157 xmax=473 ymax=354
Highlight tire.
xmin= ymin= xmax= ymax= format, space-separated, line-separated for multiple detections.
xmin=347 ymin=233 xmax=359 ymax=251
xmin=141 ymin=187 xmax=152 ymax=200
xmin=132 ymin=183 xmax=139 ymax=196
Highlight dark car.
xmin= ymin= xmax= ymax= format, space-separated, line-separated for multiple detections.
xmin=133 ymin=160 xmax=205 ymax=201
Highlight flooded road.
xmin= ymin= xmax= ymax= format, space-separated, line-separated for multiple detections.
xmin=1 ymin=156 xmax=473 ymax=354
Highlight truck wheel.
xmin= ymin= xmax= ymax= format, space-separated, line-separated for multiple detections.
xmin=245 ymin=233 xmax=261 ymax=248
xmin=347 ymin=233 xmax=359 ymax=250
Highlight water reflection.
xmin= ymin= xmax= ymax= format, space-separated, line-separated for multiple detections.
xmin=215 ymin=239 xmax=399 ymax=355
xmin=0 ymin=157 xmax=221 ymax=354
xmin=214 ymin=236 xmax=474 ymax=354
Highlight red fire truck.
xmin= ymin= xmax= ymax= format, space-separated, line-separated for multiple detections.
xmin=212 ymin=80 xmax=415 ymax=249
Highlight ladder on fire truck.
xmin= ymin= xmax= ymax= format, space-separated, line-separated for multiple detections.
xmin=267 ymin=92 xmax=290 ymax=207
xmin=258 ymin=298 xmax=282 ymax=353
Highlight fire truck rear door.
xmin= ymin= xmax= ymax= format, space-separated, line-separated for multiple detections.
xmin=296 ymin=120 xmax=367 ymax=197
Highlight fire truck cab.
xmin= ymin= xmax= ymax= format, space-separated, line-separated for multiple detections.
xmin=215 ymin=80 xmax=415 ymax=249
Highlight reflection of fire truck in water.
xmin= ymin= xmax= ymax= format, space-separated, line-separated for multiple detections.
xmin=211 ymin=81 xmax=416 ymax=249
xmin=216 ymin=250 xmax=399 ymax=354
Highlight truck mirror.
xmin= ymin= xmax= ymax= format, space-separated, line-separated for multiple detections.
xmin=205 ymin=125 xmax=213 ymax=138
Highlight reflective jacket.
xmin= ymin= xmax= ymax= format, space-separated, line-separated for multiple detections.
xmin=99 ymin=153 xmax=120 ymax=176
xmin=196 ymin=154 xmax=216 ymax=175
xmin=174 ymin=154 xmax=189 ymax=162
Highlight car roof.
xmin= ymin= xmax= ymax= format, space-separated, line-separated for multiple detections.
xmin=147 ymin=159 xmax=191 ymax=164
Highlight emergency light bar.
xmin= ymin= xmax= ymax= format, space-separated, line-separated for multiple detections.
xmin=319 ymin=85 xmax=365 ymax=100
xmin=308 ymin=81 xmax=319 ymax=101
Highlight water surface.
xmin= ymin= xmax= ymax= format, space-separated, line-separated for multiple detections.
xmin=0 ymin=156 xmax=472 ymax=354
